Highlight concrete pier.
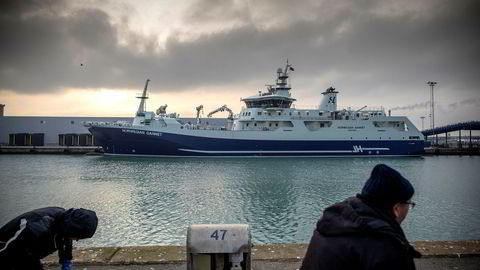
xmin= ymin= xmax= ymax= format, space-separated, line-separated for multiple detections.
xmin=424 ymin=147 xmax=480 ymax=155
xmin=0 ymin=145 xmax=103 ymax=154
xmin=42 ymin=241 xmax=480 ymax=269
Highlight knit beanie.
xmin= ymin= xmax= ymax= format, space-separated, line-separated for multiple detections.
xmin=361 ymin=164 xmax=414 ymax=209
xmin=59 ymin=208 xmax=98 ymax=239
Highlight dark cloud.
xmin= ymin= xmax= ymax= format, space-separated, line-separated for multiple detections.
xmin=0 ymin=0 xmax=479 ymax=99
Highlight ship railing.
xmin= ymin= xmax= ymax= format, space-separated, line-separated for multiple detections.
xmin=337 ymin=106 xmax=385 ymax=112
xmin=183 ymin=125 xmax=231 ymax=131
xmin=82 ymin=121 xmax=133 ymax=127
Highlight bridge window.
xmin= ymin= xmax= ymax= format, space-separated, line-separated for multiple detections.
xmin=258 ymin=112 xmax=262 ymax=115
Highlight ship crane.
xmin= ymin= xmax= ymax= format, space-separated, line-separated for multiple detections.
xmin=195 ymin=105 xmax=203 ymax=125
xmin=207 ymin=105 xmax=234 ymax=120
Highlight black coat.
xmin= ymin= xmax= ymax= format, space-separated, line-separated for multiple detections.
xmin=0 ymin=207 xmax=74 ymax=267
xmin=300 ymin=196 xmax=421 ymax=270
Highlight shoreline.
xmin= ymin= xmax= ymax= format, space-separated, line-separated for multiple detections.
xmin=1 ymin=145 xmax=479 ymax=155
xmin=42 ymin=240 xmax=480 ymax=266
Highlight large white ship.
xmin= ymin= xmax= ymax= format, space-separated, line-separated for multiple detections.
xmin=84 ymin=62 xmax=425 ymax=156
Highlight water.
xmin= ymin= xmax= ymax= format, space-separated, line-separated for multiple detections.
xmin=1 ymin=155 xmax=479 ymax=247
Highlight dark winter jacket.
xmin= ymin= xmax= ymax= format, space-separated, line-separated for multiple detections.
xmin=0 ymin=207 xmax=98 ymax=267
xmin=300 ymin=196 xmax=421 ymax=270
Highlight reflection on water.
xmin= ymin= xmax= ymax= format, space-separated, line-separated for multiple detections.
xmin=0 ymin=155 xmax=479 ymax=246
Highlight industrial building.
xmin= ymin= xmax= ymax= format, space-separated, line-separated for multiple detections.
xmin=0 ymin=115 xmax=226 ymax=145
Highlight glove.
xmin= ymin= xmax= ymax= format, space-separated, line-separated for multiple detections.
xmin=61 ymin=260 xmax=72 ymax=270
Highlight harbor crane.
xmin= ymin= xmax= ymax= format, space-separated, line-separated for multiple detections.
xmin=195 ymin=105 xmax=203 ymax=125
xmin=207 ymin=105 xmax=234 ymax=120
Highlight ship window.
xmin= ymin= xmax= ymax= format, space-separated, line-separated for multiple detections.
xmin=246 ymin=123 xmax=249 ymax=127
xmin=70 ymin=121 xmax=75 ymax=124
xmin=254 ymin=123 xmax=257 ymax=126
xmin=269 ymin=123 xmax=272 ymax=127
xmin=306 ymin=112 xmax=310 ymax=116
xmin=320 ymin=123 xmax=324 ymax=127
xmin=289 ymin=112 xmax=292 ymax=116
xmin=275 ymin=123 xmax=278 ymax=127
xmin=268 ymin=113 xmax=271 ymax=116
xmin=278 ymin=112 xmax=281 ymax=116
xmin=258 ymin=112 xmax=262 ymax=115
xmin=181 ymin=126 xmax=184 ymax=129
xmin=319 ymin=112 xmax=323 ymax=116
xmin=40 ymin=120 xmax=46 ymax=124
xmin=298 ymin=112 xmax=301 ymax=115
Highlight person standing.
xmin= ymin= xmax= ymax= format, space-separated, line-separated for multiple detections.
xmin=301 ymin=164 xmax=421 ymax=270
xmin=0 ymin=207 xmax=98 ymax=270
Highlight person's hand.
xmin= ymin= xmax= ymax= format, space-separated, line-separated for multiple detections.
xmin=61 ymin=260 xmax=72 ymax=270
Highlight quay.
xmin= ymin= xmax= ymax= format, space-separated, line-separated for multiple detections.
xmin=42 ymin=241 xmax=480 ymax=269
xmin=0 ymin=145 xmax=103 ymax=154
xmin=1 ymin=145 xmax=479 ymax=155
xmin=424 ymin=147 xmax=480 ymax=155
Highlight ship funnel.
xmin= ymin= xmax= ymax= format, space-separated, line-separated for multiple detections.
xmin=319 ymin=87 xmax=338 ymax=112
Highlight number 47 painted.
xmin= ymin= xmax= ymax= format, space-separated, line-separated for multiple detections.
xmin=210 ymin=229 xmax=228 ymax=240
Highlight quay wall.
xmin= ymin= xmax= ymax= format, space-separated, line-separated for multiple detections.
xmin=42 ymin=241 xmax=480 ymax=266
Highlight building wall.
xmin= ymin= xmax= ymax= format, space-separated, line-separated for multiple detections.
xmin=0 ymin=116 xmax=227 ymax=145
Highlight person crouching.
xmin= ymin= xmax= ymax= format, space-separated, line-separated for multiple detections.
xmin=0 ymin=207 xmax=98 ymax=270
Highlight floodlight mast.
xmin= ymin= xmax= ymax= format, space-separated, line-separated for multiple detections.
xmin=427 ymin=81 xmax=437 ymax=144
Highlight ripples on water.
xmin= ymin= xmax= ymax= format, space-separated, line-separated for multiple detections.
xmin=1 ymin=155 xmax=479 ymax=246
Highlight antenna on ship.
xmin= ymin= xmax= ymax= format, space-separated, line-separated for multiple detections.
xmin=136 ymin=79 xmax=150 ymax=116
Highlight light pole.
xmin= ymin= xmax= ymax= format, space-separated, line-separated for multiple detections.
xmin=420 ymin=116 xmax=425 ymax=131
xmin=427 ymin=81 xmax=437 ymax=144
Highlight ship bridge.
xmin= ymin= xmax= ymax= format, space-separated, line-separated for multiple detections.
xmin=241 ymin=61 xmax=296 ymax=109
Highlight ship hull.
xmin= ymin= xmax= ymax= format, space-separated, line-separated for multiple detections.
xmin=89 ymin=126 xmax=425 ymax=157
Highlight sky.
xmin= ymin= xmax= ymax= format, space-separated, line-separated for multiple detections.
xmin=1 ymin=0 xmax=479 ymax=129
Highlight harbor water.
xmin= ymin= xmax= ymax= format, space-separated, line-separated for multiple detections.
xmin=1 ymin=155 xmax=479 ymax=247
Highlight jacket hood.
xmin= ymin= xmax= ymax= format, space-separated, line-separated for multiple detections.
xmin=58 ymin=208 xmax=98 ymax=239
xmin=317 ymin=196 xmax=410 ymax=245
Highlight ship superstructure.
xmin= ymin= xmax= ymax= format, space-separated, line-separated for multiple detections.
xmin=84 ymin=62 xmax=425 ymax=156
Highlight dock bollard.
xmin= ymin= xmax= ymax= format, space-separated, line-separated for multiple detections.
xmin=187 ymin=224 xmax=251 ymax=270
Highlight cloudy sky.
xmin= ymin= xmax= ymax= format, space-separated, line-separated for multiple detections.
xmin=1 ymin=0 xmax=479 ymax=128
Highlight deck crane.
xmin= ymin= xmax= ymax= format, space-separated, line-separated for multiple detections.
xmin=207 ymin=105 xmax=234 ymax=120
xmin=156 ymin=104 xmax=168 ymax=115
xmin=195 ymin=105 xmax=203 ymax=125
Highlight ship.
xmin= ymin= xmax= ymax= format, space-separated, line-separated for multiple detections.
xmin=84 ymin=62 xmax=425 ymax=157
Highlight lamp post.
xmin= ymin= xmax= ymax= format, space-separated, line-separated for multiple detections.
xmin=427 ymin=81 xmax=437 ymax=145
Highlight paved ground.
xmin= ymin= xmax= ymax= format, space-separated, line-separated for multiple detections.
xmin=43 ymin=241 xmax=480 ymax=270
xmin=46 ymin=258 xmax=480 ymax=270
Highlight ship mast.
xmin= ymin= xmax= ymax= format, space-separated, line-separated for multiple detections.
xmin=136 ymin=79 xmax=150 ymax=116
